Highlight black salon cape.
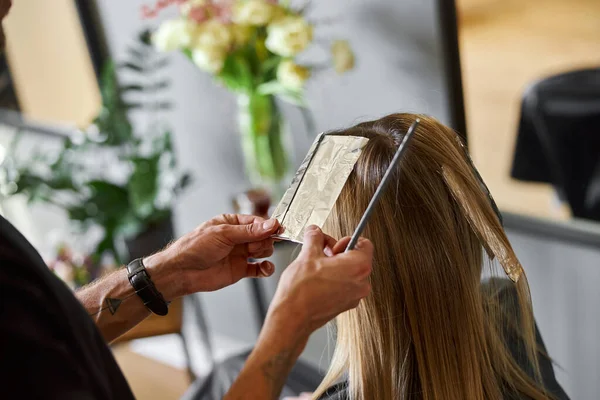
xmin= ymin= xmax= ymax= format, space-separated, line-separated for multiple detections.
xmin=0 ymin=215 xmax=134 ymax=399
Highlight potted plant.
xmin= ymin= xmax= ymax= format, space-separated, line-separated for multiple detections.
xmin=0 ymin=31 xmax=191 ymax=265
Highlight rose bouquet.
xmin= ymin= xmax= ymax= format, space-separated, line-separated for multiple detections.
xmin=145 ymin=0 xmax=354 ymax=192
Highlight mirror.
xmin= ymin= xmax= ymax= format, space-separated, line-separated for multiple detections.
xmin=3 ymin=0 xmax=101 ymax=127
xmin=457 ymin=0 xmax=600 ymax=222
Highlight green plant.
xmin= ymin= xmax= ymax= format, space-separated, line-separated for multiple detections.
xmin=0 ymin=30 xmax=190 ymax=264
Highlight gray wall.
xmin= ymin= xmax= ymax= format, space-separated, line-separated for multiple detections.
xmin=94 ymin=0 xmax=452 ymax=347
xmin=507 ymin=229 xmax=600 ymax=400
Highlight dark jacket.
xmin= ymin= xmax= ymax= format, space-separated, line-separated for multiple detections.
xmin=0 ymin=215 xmax=134 ymax=399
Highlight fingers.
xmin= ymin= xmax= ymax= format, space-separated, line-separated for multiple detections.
xmin=300 ymin=225 xmax=326 ymax=258
xmin=322 ymin=233 xmax=338 ymax=256
xmin=218 ymin=213 xmax=266 ymax=226
xmin=329 ymin=238 xmax=374 ymax=279
xmin=248 ymin=246 xmax=274 ymax=258
xmin=354 ymin=237 xmax=374 ymax=257
xmin=216 ymin=218 xmax=281 ymax=245
xmin=246 ymin=260 xmax=275 ymax=278
xmin=247 ymin=238 xmax=272 ymax=253
xmin=331 ymin=236 xmax=351 ymax=255
xmin=247 ymin=239 xmax=275 ymax=259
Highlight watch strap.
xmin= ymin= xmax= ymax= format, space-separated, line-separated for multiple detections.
xmin=126 ymin=258 xmax=169 ymax=316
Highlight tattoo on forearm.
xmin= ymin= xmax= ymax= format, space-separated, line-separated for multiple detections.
xmin=261 ymin=349 xmax=293 ymax=398
xmin=87 ymin=292 xmax=136 ymax=317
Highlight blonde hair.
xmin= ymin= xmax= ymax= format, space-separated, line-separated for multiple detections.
xmin=314 ymin=114 xmax=550 ymax=400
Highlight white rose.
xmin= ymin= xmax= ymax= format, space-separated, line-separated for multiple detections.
xmin=331 ymin=40 xmax=355 ymax=73
xmin=277 ymin=61 xmax=310 ymax=90
xmin=231 ymin=24 xmax=254 ymax=47
xmin=266 ymin=16 xmax=313 ymax=57
xmin=192 ymin=45 xmax=227 ymax=73
xmin=152 ymin=19 xmax=196 ymax=52
xmin=232 ymin=0 xmax=274 ymax=26
xmin=193 ymin=20 xmax=233 ymax=50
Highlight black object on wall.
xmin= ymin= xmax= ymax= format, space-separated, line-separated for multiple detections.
xmin=73 ymin=0 xmax=111 ymax=81
xmin=438 ymin=0 xmax=468 ymax=145
xmin=0 ymin=53 xmax=20 ymax=112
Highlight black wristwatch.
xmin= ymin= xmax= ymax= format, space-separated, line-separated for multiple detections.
xmin=126 ymin=258 xmax=169 ymax=316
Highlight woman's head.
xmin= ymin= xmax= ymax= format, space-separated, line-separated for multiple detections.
xmin=315 ymin=114 xmax=547 ymax=400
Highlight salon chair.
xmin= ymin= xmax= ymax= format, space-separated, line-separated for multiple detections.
xmin=511 ymin=68 xmax=600 ymax=221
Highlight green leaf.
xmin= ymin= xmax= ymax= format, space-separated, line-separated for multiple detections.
xmin=256 ymin=80 xmax=283 ymax=96
xmin=260 ymin=56 xmax=282 ymax=81
xmin=117 ymin=61 xmax=145 ymax=73
xmin=95 ymin=61 xmax=134 ymax=146
xmin=94 ymin=234 xmax=121 ymax=264
xmin=139 ymin=29 xmax=153 ymax=46
xmin=256 ymin=81 xmax=306 ymax=106
xmin=120 ymin=81 xmax=170 ymax=93
xmin=152 ymin=58 xmax=169 ymax=70
xmin=150 ymin=102 xmax=173 ymax=110
xmin=119 ymin=84 xmax=145 ymax=92
xmin=114 ymin=212 xmax=144 ymax=239
xmin=126 ymin=45 xmax=147 ymax=62
xmin=145 ymin=208 xmax=172 ymax=225
xmin=218 ymin=52 xmax=254 ymax=93
xmin=46 ymin=176 xmax=76 ymax=191
xmin=152 ymin=130 xmax=173 ymax=154
xmin=86 ymin=180 xmax=130 ymax=223
xmin=67 ymin=205 xmax=90 ymax=221
xmin=127 ymin=156 xmax=160 ymax=219
xmin=122 ymin=102 xmax=144 ymax=110
xmin=13 ymin=171 xmax=45 ymax=194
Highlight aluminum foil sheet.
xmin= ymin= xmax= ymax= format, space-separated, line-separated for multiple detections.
xmin=272 ymin=134 xmax=369 ymax=243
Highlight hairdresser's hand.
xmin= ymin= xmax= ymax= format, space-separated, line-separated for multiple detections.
xmin=144 ymin=214 xmax=281 ymax=300
xmin=267 ymin=225 xmax=374 ymax=335
xmin=223 ymin=226 xmax=373 ymax=400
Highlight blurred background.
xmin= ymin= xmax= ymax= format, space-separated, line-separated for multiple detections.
xmin=0 ymin=0 xmax=598 ymax=398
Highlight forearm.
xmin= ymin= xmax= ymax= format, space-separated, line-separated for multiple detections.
xmin=225 ymin=307 xmax=310 ymax=400
xmin=75 ymin=253 xmax=180 ymax=343
xmin=75 ymin=266 xmax=151 ymax=342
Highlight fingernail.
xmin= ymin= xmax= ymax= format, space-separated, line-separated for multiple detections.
xmin=260 ymin=262 xmax=274 ymax=275
xmin=262 ymin=219 xmax=277 ymax=230
xmin=306 ymin=225 xmax=319 ymax=232
xmin=324 ymin=246 xmax=334 ymax=257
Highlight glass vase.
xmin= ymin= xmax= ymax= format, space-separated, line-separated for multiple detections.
xmin=237 ymin=92 xmax=290 ymax=198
